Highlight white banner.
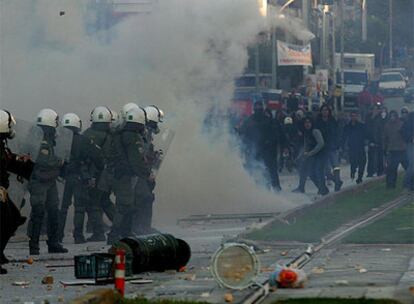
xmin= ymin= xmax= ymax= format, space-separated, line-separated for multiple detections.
xmin=277 ymin=41 xmax=312 ymax=66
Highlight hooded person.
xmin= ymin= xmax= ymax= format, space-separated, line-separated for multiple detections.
xmin=315 ymin=104 xmax=343 ymax=192
xmin=239 ymin=101 xmax=283 ymax=191
xmin=292 ymin=116 xmax=329 ymax=195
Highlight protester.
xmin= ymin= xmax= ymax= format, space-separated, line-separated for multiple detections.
xmin=384 ymin=111 xmax=407 ymax=188
xmin=357 ymin=85 xmax=373 ymax=122
xmin=292 ymin=117 xmax=329 ymax=195
xmin=343 ymin=111 xmax=367 ymax=184
xmin=400 ymin=111 xmax=414 ymax=191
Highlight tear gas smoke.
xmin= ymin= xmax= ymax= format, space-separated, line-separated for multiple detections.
xmin=0 ymin=0 xmax=311 ymax=224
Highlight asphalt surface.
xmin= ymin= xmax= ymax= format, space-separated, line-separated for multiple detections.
xmin=1 ymin=96 xmax=413 ymax=303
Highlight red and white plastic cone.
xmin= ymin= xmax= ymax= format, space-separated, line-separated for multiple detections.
xmin=114 ymin=249 xmax=126 ymax=297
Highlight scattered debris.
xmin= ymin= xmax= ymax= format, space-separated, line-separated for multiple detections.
xmin=269 ymin=265 xmax=307 ymax=289
xmin=183 ymin=274 xmax=196 ymax=281
xmin=224 ymin=293 xmax=234 ymax=302
xmin=12 ymin=281 xmax=30 ymax=287
xmin=200 ymin=292 xmax=210 ymax=298
xmin=41 ymin=275 xmax=54 ymax=285
xmin=334 ymin=280 xmax=349 ymax=286
xmin=61 ymin=279 xmax=97 ymax=287
xmin=355 ymin=265 xmax=368 ymax=273
xmin=280 ymin=251 xmax=288 ymax=256
xmin=46 ymin=264 xmax=74 ymax=268
xmin=57 ymin=296 xmax=64 ymax=302
xmin=178 ymin=266 xmax=186 ymax=272
xmin=311 ymin=267 xmax=325 ymax=274
xmin=129 ymin=279 xmax=153 ymax=285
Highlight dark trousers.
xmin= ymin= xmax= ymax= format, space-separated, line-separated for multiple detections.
xmin=349 ymin=148 xmax=366 ymax=180
xmin=386 ymin=150 xmax=407 ymax=188
xmin=367 ymin=146 xmax=384 ymax=176
xmin=297 ymin=154 xmax=328 ymax=193
xmin=1 ymin=198 xmax=24 ymax=262
xmin=263 ymin=153 xmax=281 ymax=189
xmin=404 ymin=144 xmax=414 ymax=190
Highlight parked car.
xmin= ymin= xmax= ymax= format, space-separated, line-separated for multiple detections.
xmin=404 ymin=87 xmax=414 ymax=103
xmin=382 ymin=68 xmax=409 ymax=85
xmin=379 ymin=72 xmax=407 ymax=96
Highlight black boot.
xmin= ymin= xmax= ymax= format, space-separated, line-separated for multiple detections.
xmin=0 ymin=266 xmax=7 ymax=274
xmin=333 ymin=169 xmax=343 ymax=192
xmin=73 ymin=209 xmax=86 ymax=244
xmin=47 ymin=208 xmax=68 ymax=254
xmin=29 ymin=213 xmax=43 ymax=256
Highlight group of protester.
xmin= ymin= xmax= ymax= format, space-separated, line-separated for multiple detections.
xmin=237 ymin=100 xmax=414 ymax=196
xmin=0 ymin=104 xmax=164 ymax=274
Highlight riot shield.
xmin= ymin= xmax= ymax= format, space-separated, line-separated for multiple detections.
xmin=152 ymin=127 xmax=175 ymax=175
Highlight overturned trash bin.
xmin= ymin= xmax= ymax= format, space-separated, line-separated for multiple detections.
xmin=109 ymin=234 xmax=191 ymax=274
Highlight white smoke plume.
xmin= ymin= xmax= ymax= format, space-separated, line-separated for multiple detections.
xmin=0 ymin=0 xmax=310 ymax=224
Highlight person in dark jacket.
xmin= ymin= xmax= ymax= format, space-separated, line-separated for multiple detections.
xmin=343 ymin=111 xmax=367 ymax=184
xmin=292 ymin=117 xmax=329 ymax=195
xmin=28 ymin=109 xmax=67 ymax=255
xmin=107 ymin=107 xmax=152 ymax=244
xmin=58 ymin=113 xmax=104 ymax=244
xmin=240 ymin=102 xmax=283 ymax=191
xmin=365 ymin=105 xmax=385 ymax=177
xmin=0 ymin=110 xmax=30 ymax=274
xmin=400 ymin=111 xmax=414 ymax=190
xmin=384 ymin=111 xmax=407 ymax=188
xmin=316 ymin=104 xmax=343 ymax=192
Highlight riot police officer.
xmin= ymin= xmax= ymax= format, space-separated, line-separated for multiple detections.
xmin=0 ymin=110 xmax=30 ymax=274
xmin=28 ymin=109 xmax=67 ymax=255
xmin=132 ymin=105 xmax=164 ymax=235
xmin=82 ymin=106 xmax=116 ymax=242
xmin=107 ymin=107 xmax=152 ymax=244
xmin=58 ymin=113 xmax=104 ymax=243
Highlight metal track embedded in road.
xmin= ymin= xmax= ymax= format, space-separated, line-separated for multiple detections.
xmin=240 ymin=193 xmax=413 ymax=304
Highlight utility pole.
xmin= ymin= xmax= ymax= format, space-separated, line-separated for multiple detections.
xmin=255 ymin=44 xmax=260 ymax=92
xmin=362 ymin=0 xmax=367 ymax=42
xmin=302 ymin=0 xmax=309 ymax=80
xmin=321 ymin=9 xmax=327 ymax=68
xmin=302 ymin=0 xmax=309 ymax=28
xmin=389 ymin=0 xmax=393 ymax=67
xmin=271 ymin=31 xmax=277 ymax=89
xmin=340 ymin=0 xmax=345 ymax=111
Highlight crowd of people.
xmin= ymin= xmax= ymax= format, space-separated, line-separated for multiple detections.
xmin=237 ymin=100 xmax=414 ymax=196
xmin=0 ymin=104 xmax=164 ymax=274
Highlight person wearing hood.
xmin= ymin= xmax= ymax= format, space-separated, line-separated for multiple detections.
xmin=240 ymin=101 xmax=283 ymax=191
xmin=315 ymin=104 xmax=343 ymax=192
xmin=400 ymin=107 xmax=409 ymax=122
xmin=384 ymin=111 xmax=407 ymax=189
xmin=365 ymin=105 xmax=386 ymax=177
xmin=292 ymin=117 xmax=329 ymax=195
xmin=343 ymin=111 xmax=367 ymax=184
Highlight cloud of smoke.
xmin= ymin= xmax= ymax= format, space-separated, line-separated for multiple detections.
xmin=1 ymin=0 xmax=310 ymax=224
